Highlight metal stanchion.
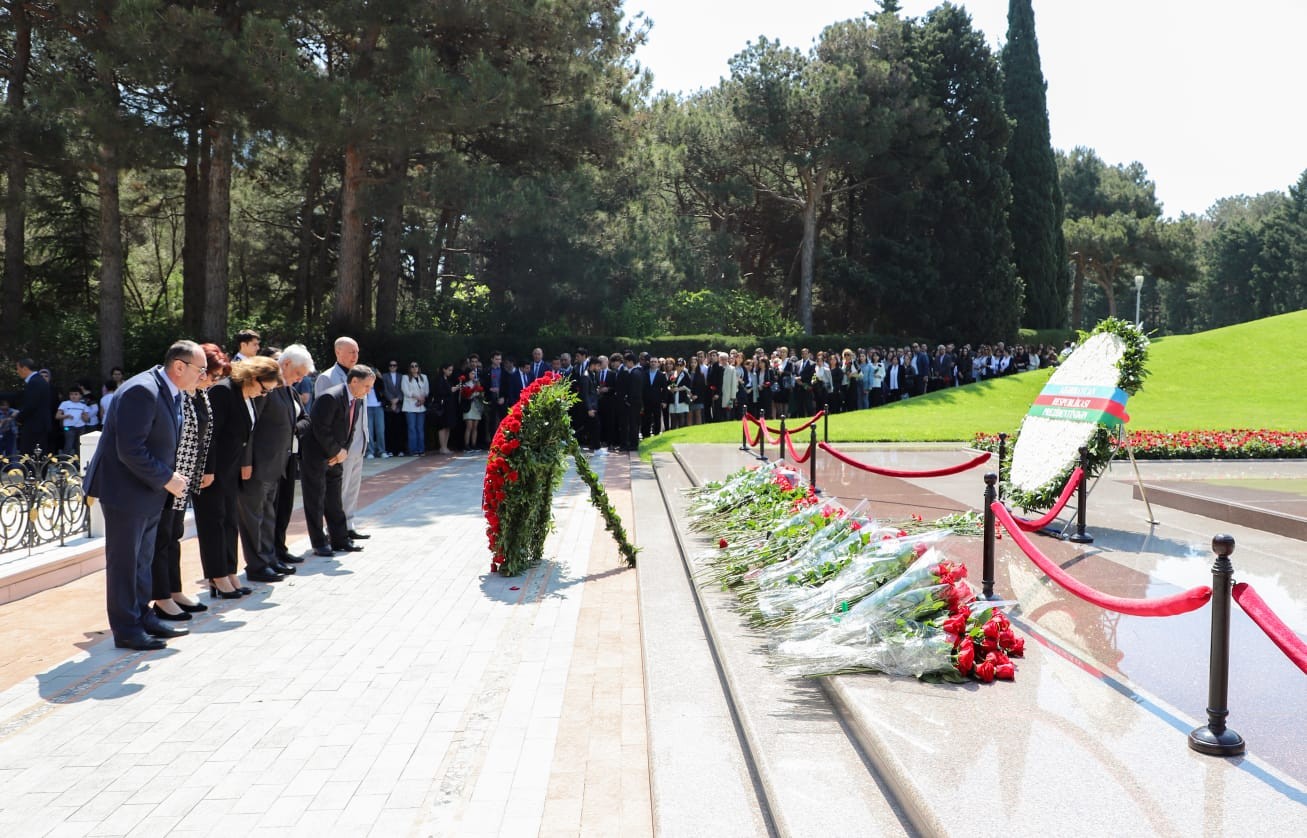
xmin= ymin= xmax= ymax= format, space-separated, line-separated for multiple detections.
xmin=739 ymin=419 xmax=751 ymax=452
xmin=1188 ymin=534 xmax=1245 ymax=756
xmin=757 ymin=417 xmax=768 ymax=462
xmin=982 ymin=472 xmax=997 ymax=598
xmin=1068 ymin=446 xmax=1094 ymax=544
xmin=823 ymin=410 xmax=829 ymax=443
xmin=777 ymin=417 xmax=787 ymax=463
xmin=809 ymin=426 xmax=819 ymax=494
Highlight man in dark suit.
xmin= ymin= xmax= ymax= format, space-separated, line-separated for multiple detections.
xmin=616 ymin=353 xmax=643 ymax=452
xmin=705 ymin=350 xmax=724 ymax=423
xmin=528 ymin=347 xmax=548 ymax=382
xmin=301 ymin=366 xmax=374 ymax=556
xmin=640 ymin=354 xmax=667 ymax=439
xmin=380 ymin=360 xmax=405 ymax=456
xmin=84 ymin=341 xmax=206 ymax=651
xmin=503 ymin=359 xmax=529 ymax=409
xmin=13 ymin=358 xmax=52 ymax=455
xmin=597 ymin=355 xmax=619 ymax=450
xmin=272 ymin=346 xmax=315 ymax=565
xmin=578 ymin=356 xmax=601 ymax=451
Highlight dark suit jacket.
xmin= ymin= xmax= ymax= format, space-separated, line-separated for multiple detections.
xmin=249 ymin=386 xmax=305 ymax=483
xmin=642 ymin=368 xmax=667 ymax=407
xmin=706 ymin=362 xmax=724 ymax=398
xmin=503 ymin=368 xmax=529 ymax=408
xmin=84 ymin=367 xmax=179 ymax=514
xmin=16 ymin=372 xmax=52 ymax=435
xmin=204 ymin=378 xmax=254 ymax=486
xmin=577 ymin=370 xmax=598 ymax=412
xmin=303 ymin=383 xmax=355 ymax=464
xmin=617 ymin=365 xmax=643 ymax=409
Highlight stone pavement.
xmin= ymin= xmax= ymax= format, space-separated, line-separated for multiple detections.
xmin=0 ymin=452 xmax=648 ymax=837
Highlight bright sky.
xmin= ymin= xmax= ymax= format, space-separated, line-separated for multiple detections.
xmin=626 ymin=0 xmax=1307 ymax=218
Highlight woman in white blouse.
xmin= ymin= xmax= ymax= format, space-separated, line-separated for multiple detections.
xmin=401 ymin=361 xmax=430 ymax=456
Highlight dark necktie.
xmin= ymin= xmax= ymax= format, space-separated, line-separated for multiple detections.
xmin=173 ymin=393 xmax=183 ymax=431
xmin=347 ymin=398 xmax=358 ymax=439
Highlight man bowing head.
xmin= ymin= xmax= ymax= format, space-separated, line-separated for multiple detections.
xmin=85 ymin=340 xmax=207 ymax=651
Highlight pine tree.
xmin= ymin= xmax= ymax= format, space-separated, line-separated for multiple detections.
xmin=1002 ymin=0 xmax=1067 ymax=327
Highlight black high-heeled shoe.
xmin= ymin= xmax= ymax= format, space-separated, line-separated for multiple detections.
xmin=208 ymin=582 xmax=242 ymax=600
xmin=152 ymin=603 xmax=192 ymax=622
xmin=176 ymin=600 xmax=208 ymax=613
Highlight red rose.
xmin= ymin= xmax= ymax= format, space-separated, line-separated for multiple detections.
xmin=942 ymin=612 xmax=968 ymax=636
xmin=998 ymin=628 xmax=1017 ymax=649
xmin=718 ymin=538 xmax=728 ymax=548
xmin=983 ymin=620 xmax=1000 ymax=640
xmin=975 ymin=659 xmax=995 ymax=683
xmin=1006 ymin=636 xmax=1025 ymax=657
xmin=955 ymin=642 xmax=975 ymax=674
xmin=913 ymin=543 xmax=928 ymax=557
xmin=995 ymin=662 xmax=1016 ymax=680
xmin=850 ymin=521 xmax=862 ymax=531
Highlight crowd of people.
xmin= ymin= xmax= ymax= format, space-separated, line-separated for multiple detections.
xmin=21 ymin=332 xmax=398 ymax=652
xmin=3 ymin=330 xmax=1066 ymax=651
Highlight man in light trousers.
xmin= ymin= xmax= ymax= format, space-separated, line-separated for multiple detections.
xmin=315 ymin=337 xmax=369 ymax=542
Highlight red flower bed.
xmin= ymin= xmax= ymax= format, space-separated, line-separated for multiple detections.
xmin=974 ymin=429 xmax=1307 ymax=461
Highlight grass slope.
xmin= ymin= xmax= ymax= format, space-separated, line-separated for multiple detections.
xmin=640 ymin=310 xmax=1307 ymax=458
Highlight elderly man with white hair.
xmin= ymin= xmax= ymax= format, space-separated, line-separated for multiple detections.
xmin=315 ymin=337 xmax=368 ymax=546
xmin=273 ymin=344 xmax=315 ymax=564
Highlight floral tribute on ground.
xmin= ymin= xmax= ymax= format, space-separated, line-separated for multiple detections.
xmin=686 ymin=464 xmax=1021 ymax=683
xmin=483 ymin=373 xmax=637 ymax=576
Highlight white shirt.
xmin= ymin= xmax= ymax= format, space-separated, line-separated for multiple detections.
xmin=58 ymin=400 xmax=89 ymax=428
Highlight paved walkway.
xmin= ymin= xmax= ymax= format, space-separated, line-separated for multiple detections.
xmin=0 ymin=452 xmax=648 ymax=837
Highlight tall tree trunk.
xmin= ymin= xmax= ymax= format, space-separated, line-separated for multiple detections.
xmin=798 ymin=172 xmax=822 ymax=335
xmin=182 ymin=115 xmax=209 ymax=336
xmin=294 ymin=147 xmax=325 ymax=327
xmin=374 ymin=147 xmax=406 ymax=331
xmin=97 ymin=147 xmax=124 ymax=379
xmin=202 ymin=121 xmax=233 ymax=343
xmin=335 ymin=142 xmax=367 ymax=334
xmin=2 ymin=3 xmax=31 ymax=335
xmin=1070 ymin=261 xmax=1085 ymax=330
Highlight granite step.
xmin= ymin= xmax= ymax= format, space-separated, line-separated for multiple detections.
xmin=648 ymin=453 xmax=914 ymax=838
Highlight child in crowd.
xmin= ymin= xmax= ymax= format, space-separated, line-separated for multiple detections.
xmin=55 ymin=387 xmax=90 ymax=455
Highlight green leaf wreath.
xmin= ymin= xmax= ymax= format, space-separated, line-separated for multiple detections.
xmin=483 ymin=373 xmax=637 ymax=576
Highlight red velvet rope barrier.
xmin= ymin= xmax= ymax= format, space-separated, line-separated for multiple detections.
xmin=1009 ymin=468 xmax=1084 ymax=531
xmin=783 ymin=431 xmax=813 ymax=464
xmin=991 ymin=502 xmax=1212 ymax=617
xmin=741 ymin=415 xmax=763 ymax=447
xmin=817 ymin=443 xmax=991 ymax=478
xmin=745 ymin=413 xmax=782 ymax=444
xmin=1232 ymin=582 xmax=1307 ymax=676
xmin=760 ymin=410 xmax=825 ymax=435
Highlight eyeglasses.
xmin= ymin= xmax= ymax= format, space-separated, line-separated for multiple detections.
xmin=389 ymin=363 xmax=399 ymax=368
xmin=181 ymin=360 xmax=207 ymax=377
xmin=260 ymin=381 xmax=276 ymax=393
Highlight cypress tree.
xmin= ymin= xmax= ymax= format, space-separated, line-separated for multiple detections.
xmin=1002 ymin=0 xmax=1067 ymax=327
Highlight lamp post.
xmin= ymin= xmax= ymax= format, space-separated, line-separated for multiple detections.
xmin=1133 ymin=274 xmax=1145 ymax=327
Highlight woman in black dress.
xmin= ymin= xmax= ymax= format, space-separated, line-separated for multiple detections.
xmin=434 ymin=363 xmax=461 ymax=454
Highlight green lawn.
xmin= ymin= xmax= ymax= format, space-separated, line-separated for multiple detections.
xmin=640 ymin=310 xmax=1307 ymax=458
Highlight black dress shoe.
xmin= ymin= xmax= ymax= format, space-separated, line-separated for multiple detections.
xmin=332 ymin=542 xmax=365 ymax=553
xmin=114 ymin=635 xmax=166 ymax=651
xmin=143 ymin=620 xmax=189 ymax=639
xmin=237 ymin=586 xmax=253 ymax=595
xmin=177 ymin=600 xmax=208 ymax=613
xmin=273 ymin=561 xmax=297 ymax=575
xmin=279 ymin=553 xmax=305 ymax=564
xmin=247 ymin=567 xmax=285 ymax=583
xmin=312 ymin=546 xmax=335 ymax=557
xmin=152 ymin=604 xmax=193 ymax=622
xmin=348 ymin=530 xmax=371 ymax=540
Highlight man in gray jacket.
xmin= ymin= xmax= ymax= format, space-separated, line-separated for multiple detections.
xmin=315 ymin=337 xmax=369 ymax=541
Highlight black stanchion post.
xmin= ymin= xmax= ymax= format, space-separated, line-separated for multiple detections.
xmin=1068 ymin=446 xmax=1094 ymax=544
xmin=982 ymin=472 xmax=997 ymax=598
xmin=777 ymin=417 xmax=787 ymax=462
xmin=1188 ymin=534 xmax=1245 ymax=756
xmin=739 ymin=419 xmax=750 ymax=452
xmin=806 ymin=426 xmax=818 ymax=491
xmin=823 ymin=410 xmax=829 ymax=443
xmin=757 ymin=418 xmax=768 ymax=462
